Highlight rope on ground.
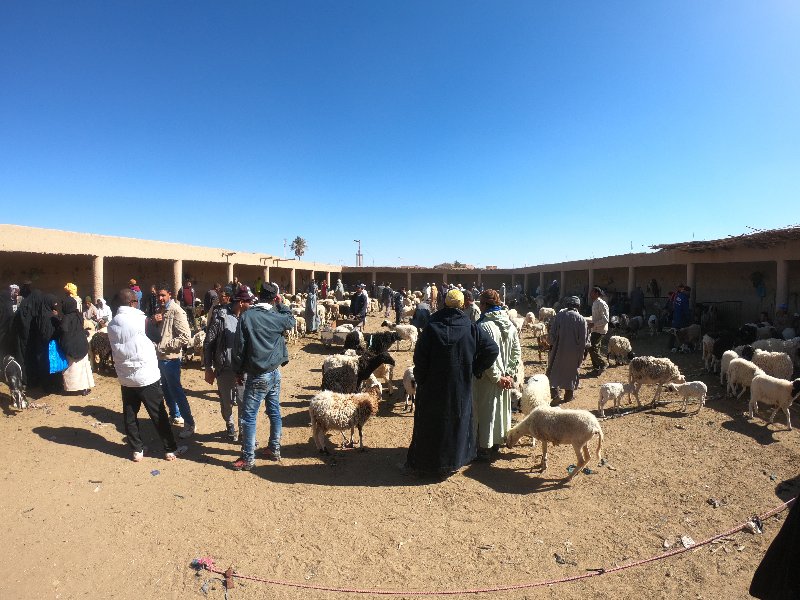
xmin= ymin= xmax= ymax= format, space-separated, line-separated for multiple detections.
xmin=192 ymin=496 xmax=796 ymax=596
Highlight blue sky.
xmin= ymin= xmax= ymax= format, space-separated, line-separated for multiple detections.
xmin=1 ymin=2 xmax=798 ymax=268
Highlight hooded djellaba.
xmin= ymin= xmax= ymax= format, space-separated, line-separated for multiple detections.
xmin=404 ymin=289 xmax=499 ymax=477
xmin=13 ymin=287 xmax=59 ymax=389
xmin=58 ymin=297 xmax=95 ymax=395
xmin=304 ymin=281 xmax=320 ymax=334
xmin=472 ymin=289 xmax=521 ymax=459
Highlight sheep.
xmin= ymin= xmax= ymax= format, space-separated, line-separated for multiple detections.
xmin=506 ymin=405 xmax=604 ymax=480
xmin=295 ymin=315 xmax=307 ymax=338
xmin=2 ymin=355 xmax=26 ymax=409
xmin=507 ymin=308 xmax=519 ymax=321
xmin=726 ymin=357 xmax=763 ymax=400
xmin=89 ymin=330 xmax=113 ymax=372
xmin=402 ymin=367 xmax=416 ymax=413
xmin=751 ymin=348 xmax=794 ymax=381
xmin=344 ymin=329 xmax=401 ymax=355
xmin=523 ymin=312 xmax=537 ymax=331
xmin=598 ymin=382 xmax=636 ymax=417
xmin=511 ymin=316 xmax=525 ymax=335
xmin=702 ymin=334 xmax=716 ymax=372
xmin=719 ymin=345 xmax=748 ymax=384
xmin=711 ymin=332 xmax=737 ymax=373
xmin=664 ymin=381 xmax=708 ymax=412
xmin=748 ymin=374 xmax=800 ymax=430
xmin=518 ymin=374 xmax=551 ymax=414
xmin=628 ymin=356 xmax=686 ymax=406
xmin=381 ymin=320 xmax=418 ymax=351
xmin=538 ymin=307 xmax=556 ymax=324
xmin=753 ymin=337 xmax=800 ymax=367
xmin=372 ymin=361 xmax=394 ymax=396
xmin=316 ymin=303 xmax=327 ymax=324
xmin=669 ymin=323 xmax=702 ymax=353
xmin=309 ymin=377 xmax=382 ymax=453
xmin=536 ymin=333 xmax=552 ymax=362
xmin=321 ymin=349 xmax=396 ymax=394
xmin=647 ymin=314 xmax=658 ymax=336
xmin=607 ymin=335 xmax=635 ymax=366
xmin=626 ymin=315 xmax=644 ymax=337
xmin=182 ymin=329 xmax=206 ymax=366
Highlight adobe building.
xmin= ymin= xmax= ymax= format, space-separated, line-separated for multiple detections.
xmin=1 ymin=224 xmax=798 ymax=323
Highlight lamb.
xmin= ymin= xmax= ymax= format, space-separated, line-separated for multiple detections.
xmin=2 ymin=355 xmax=26 ymax=409
xmin=748 ymin=374 xmax=800 ymax=430
xmin=506 ymin=405 xmax=604 ymax=480
xmin=751 ymin=348 xmax=794 ymax=381
xmin=309 ymin=377 xmax=382 ymax=453
xmin=607 ymin=335 xmax=635 ymax=366
xmin=598 ymin=382 xmax=636 ymax=417
xmin=381 ymin=320 xmax=418 ymax=351
xmin=702 ymin=334 xmax=716 ymax=372
xmin=647 ymin=314 xmax=658 ymax=336
xmin=519 ymin=374 xmax=551 ymax=414
xmin=523 ymin=312 xmax=538 ymax=330
xmin=321 ymin=349 xmax=395 ymax=394
xmin=402 ymin=366 xmax=416 ymax=413
xmin=538 ymin=307 xmax=556 ymax=324
xmin=664 ymin=381 xmax=708 ymax=412
xmin=627 ymin=356 xmax=686 ymax=406
xmin=372 ymin=361 xmax=394 ymax=396
xmin=536 ymin=333 xmax=552 ymax=362
xmin=725 ymin=357 xmax=763 ymax=400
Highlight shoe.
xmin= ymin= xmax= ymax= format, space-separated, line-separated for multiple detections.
xmin=226 ymin=423 xmax=238 ymax=442
xmin=165 ymin=445 xmax=188 ymax=461
xmin=263 ymin=447 xmax=281 ymax=462
xmin=81 ymin=389 xmax=90 ymax=396
xmin=132 ymin=450 xmax=144 ymax=462
xmin=171 ymin=416 xmax=185 ymax=426
xmin=178 ymin=425 xmax=195 ymax=439
xmin=474 ymin=448 xmax=491 ymax=462
xmin=231 ymin=457 xmax=254 ymax=471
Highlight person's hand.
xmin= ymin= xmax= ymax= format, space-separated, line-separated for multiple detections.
xmin=154 ymin=312 xmax=163 ymax=323
xmin=204 ymin=369 xmax=215 ymax=385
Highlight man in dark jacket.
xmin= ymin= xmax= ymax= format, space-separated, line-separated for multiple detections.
xmin=404 ymin=289 xmax=498 ymax=477
xmin=393 ymin=288 xmax=406 ymax=324
xmin=350 ymin=283 xmax=368 ymax=327
xmin=231 ymin=282 xmax=295 ymax=470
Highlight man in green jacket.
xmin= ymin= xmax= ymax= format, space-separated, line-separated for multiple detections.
xmin=230 ymin=283 xmax=295 ymax=471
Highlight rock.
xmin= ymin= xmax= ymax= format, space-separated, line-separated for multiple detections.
xmin=706 ymin=498 xmax=721 ymax=508
xmin=680 ymin=535 xmax=696 ymax=548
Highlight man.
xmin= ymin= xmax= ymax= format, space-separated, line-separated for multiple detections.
xmin=151 ymin=285 xmax=195 ymax=436
xmin=304 ymin=281 xmax=321 ymax=333
xmin=589 ymin=287 xmax=609 ymax=376
xmin=108 ymin=288 xmax=186 ymax=462
xmin=629 ymin=285 xmax=645 ymax=318
xmin=82 ymin=296 xmax=99 ymax=324
xmin=547 ymin=296 xmax=587 ymax=404
xmin=381 ymin=283 xmax=393 ymax=317
xmin=204 ymin=287 xmax=252 ymax=441
xmin=422 ymin=283 xmax=431 ymax=304
xmin=671 ymin=285 xmax=692 ymax=328
xmin=231 ymin=282 xmax=295 ymax=471
xmin=350 ymin=283 xmax=368 ymax=328
xmin=404 ymin=289 xmax=498 ymax=477
xmin=410 ymin=298 xmax=431 ymax=331
xmin=204 ymin=283 xmax=221 ymax=315
xmin=392 ymin=288 xmax=406 ymax=324
xmin=462 ymin=290 xmax=481 ymax=322
xmin=472 ymin=289 xmax=520 ymax=461
xmin=129 ymin=279 xmax=143 ymax=309
xmin=180 ymin=280 xmax=196 ymax=331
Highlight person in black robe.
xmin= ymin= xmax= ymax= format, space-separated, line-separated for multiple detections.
xmin=750 ymin=496 xmax=800 ymax=599
xmin=404 ymin=289 xmax=499 ymax=477
xmin=13 ymin=289 xmax=60 ymax=391
xmin=0 ymin=290 xmax=14 ymax=357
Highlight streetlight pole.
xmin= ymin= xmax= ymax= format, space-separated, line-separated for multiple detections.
xmin=354 ymin=239 xmax=363 ymax=267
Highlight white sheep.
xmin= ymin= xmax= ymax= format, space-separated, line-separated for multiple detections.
xmin=519 ymin=374 xmax=551 ymax=414
xmin=309 ymin=378 xmax=382 ymax=453
xmin=647 ymin=314 xmax=658 ymax=336
xmin=538 ymin=307 xmax=556 ymax=324
xmin=372 ymin=362 xmax=394 ymax=396
xmin=381 ymin=320 xmax=418 ymax=351
xmin=753 ymin=337 xmax=800 ymax=367
xmin=719 ymin=346 xmax=746 ymax=385
xmin=664 ymin=381 xmax=708 ymax=412
xmin=607 ymin=335 xmax=634 ymax=366
xmin=598 ymin=382 xmax=636 ymax=417
xmin=726 ymin=358 xmax=764 ymax=400
xmin=748 ymin=374 xmax=800 ymax=430
xmin=628 ymin=356 xmax=686 ymax=406
xmin=702 ymin=334 xmax=716 ymax=372
xmin=523 ymin=312 xmax=537 ymax=330
xmin=507 ymin=308 xmax=519 ymax=320
xmin=751 ymin=348 xmax=794 ymax=381
xmin=506 ymin=405 xmax=604 ymax=480
xmin=511 ymin=316 xmax=525 ymax=335
xmin=402 ymin=367 xmax=416 ymax=413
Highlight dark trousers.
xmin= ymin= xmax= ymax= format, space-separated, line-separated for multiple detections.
xmin=395 ymin=309 xmax=402 ymax=324
xmin=589 ymin=332 xmax=606 ymax=369
xmin=122 ymin=381 xmax=178 ymax=453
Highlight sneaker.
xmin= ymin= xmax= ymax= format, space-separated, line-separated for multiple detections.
xmin=226 ymin=423 xmax=238 ymax=442
xmin=165 ymin=445 xmax=188 ymax=461
xmin=171 ymin=416 xmax=185 ymax=426
xmin=178 ymin=425 xmax=195 ymax=439
xmin=231 ymin=457 xmax=254 ymax=471
xmin=132 ymin=450 xmax=144 ymax=462
xmin=262 ymin=447 xmax=281 ymax=462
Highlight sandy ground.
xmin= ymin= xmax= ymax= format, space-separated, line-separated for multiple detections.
xmin=2 ymin=308 xmax=799 ymax=600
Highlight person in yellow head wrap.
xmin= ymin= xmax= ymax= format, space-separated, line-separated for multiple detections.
xmin=444 ymin=288 xmax=464 ymax=309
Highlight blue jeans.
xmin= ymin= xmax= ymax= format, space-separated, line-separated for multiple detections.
xmin=241 ymin=369 xmax=282 ymax=462
xmin=158 ymin=359 xmax=194 ymax=427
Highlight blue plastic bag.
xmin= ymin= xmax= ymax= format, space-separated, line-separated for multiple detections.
xmin=48 ymin=339 xmax=68 ymax=374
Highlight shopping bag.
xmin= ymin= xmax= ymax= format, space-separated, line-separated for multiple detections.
xmin=48 ymin=339 xmax=69 ymax=374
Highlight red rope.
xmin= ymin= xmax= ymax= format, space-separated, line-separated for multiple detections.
xmin=194 ymin=496 xmax=795 ymax=596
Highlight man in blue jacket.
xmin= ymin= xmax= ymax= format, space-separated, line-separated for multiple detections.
xmin=230 ymin=282 xmax=295 ymax=471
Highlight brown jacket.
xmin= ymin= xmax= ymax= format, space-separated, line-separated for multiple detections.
xmin=155 ymin=301 xmax=191 ymax=360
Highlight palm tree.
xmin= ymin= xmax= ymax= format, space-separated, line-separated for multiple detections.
xmin=290 ymin=236 xmax=307 ymax=260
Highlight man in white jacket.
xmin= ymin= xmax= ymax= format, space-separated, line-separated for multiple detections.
xmin=108 ymin=288 xmax=186 ymax=462
xmin=589 ymin=286 xmax=609 ymax=376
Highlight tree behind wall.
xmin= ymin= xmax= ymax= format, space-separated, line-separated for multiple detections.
xmin=290 ymin=236 xmax=307 ymax=260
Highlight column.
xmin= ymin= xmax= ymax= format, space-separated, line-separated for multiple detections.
xmin=263 ymin=266 xmax=270 ymax=284
xmin=776 ymin=259 xmax=788 ymax=308
xmin=290 ymin=268 xmax=296 ymax=295
xmin=173 ymin=259 xmax=182 ymax=297
xmin=327 ymin=272 xmax=332 ymax=287
xmin=477 ymin=272 xmax=482 ymax=285
xmin=442 ymin=272 xmax=448 ymax=284
xmin=686 ymin=262 xmax=696 ymax=303
xmin=407 ymin=271 xmax=412 ymax=290
xmin=588 ymin=268 xmax=595 ymax=292
xmin=92 ymin=255 xmax=104 ymax=301
xmin=310 ymin=270 xmax=315 ymax=285
xmin=539 ymin=272 xmax=545 ymax=292
xmin=560 ymin=270 xmax=566 ymax=294
xmin=523 ymin=273 xmax=529 ymax=294
xmin=510 ymin=274 xmax=515 ymax=288
xmin=227 ymin=262 xmax=234 ymax=285
xmin=627 ymin=266 xmax=635 ymax=295
xmin=372 ymin=270 xmax=377 ymax=285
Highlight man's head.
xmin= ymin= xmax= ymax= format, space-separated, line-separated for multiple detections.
xmin=184 ymin=280 xmax=192 ymax=288
xmin=83 ymin=295 xmax=93 ymax=307
xmin=233 ymin=287 xmax=254 ymax=315
xmin=564 ymin=296 xmax=581 ymax=309
xmin=214 ymin=283 xmax=222 ymax=292
xmin=129 ymin=278 xmax=137 ymax=286
xmin=463 ymin=290 xmax=474 ymax=306
xmin=260 ymin=282 xmax=280 ymax=303
xmin=157 ymin=286 xmax=172 ymax=307
xmin=445 ymin=289 xmax=464 ymax=309
xmin=590 ymin=286 xmax=603 ymax=300
xmin=119 ymin=288 xmax=137 ymax=306
xmin=479 ymin=289 xmax=501 ymax=310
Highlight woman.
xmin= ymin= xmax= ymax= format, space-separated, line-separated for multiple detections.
xmin=58 ymin=297 xmax=95 ymax=395
xmin=472 ymin=289 xmax=521 ymax=461
xmin=35 ymin=294 xmax=61 ymax=393
xmin=95 ymin=298 xmax=113 ymax=325
xmin=304 ymin=281 xmax=320 ymax=334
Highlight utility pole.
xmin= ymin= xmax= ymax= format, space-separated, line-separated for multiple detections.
xmin=354 ymin=239 xmax=363 ymax=267
xmin=283 ymin=238 xmax=287 ymax=259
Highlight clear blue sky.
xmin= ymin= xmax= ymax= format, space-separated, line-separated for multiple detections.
xmin=1 ymin=2 xmax=798 ymax=268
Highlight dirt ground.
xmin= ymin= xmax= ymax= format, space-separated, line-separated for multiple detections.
xmin=2 ymin=307 xmax=799 ymax=600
